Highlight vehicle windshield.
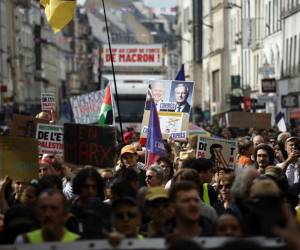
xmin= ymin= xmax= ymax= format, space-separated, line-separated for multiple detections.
xmin=115 ymin=95 xmax=146 ymax=123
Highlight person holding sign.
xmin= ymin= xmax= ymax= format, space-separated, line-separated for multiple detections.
xmin=174 ymin=83 xmax=190 ymax=113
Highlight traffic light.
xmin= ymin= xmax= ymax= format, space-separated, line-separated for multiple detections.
xmin=33 ymin=25 xmax=42 ymax=70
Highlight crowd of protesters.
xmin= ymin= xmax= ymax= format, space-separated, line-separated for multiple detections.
xmin=1 ymin=116 xmax=300 ymax=249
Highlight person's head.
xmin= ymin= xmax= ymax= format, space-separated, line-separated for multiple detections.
xmin=218 ymin=173 xmax=235 ymax=202
xmin=38 ymin=175 xmax=63 ymax=191
xmin=151 ymin=81 xmax=165 ymax=104
xmin=169 ymin=181 xmax=201 ymax=223
xmin=35 ymin=111 xmax=51 ymax=122
xmin=238 ymin=137 xmax=254 ymax=157
xmin=175 ymin=83 xmax=189 ymax=105
xmin=285 ymin=137 xmax=300 ymax=156
xmin=146 ymin=164 xmax=164 ymax=187
xmin=37 ymin=189 xmax=68 ymax=233
xmin=111 ymin=197 xmax=141 ymax=238
xmin=38 ymin=158 xmax=53 ymax=179
xmin=145 ymin=187 xmax=171 ymax=225
xmin=20 ymin=182 xmax=40 ymax=208
xmin=120 ymin=145 xmax=139 ymax=168
xmin=215 ymin=213 xmax=242 ymax=237
xmin=172 ymin=168 xmax=201 ymax=192
xmin=99 ymin=168 xmax=114 ymax=184
xmin=250 ymin=178 xmax=281 ymax=199
xmin=110 ymin=177 xmax=137 ymax=202
xmin=13 ymin=180 xmax=28 ymax=197
xmin=157 ymin=157 xmax=174 ymax=181
xmin=72 ymin=167 xmax=105 ymax=201
xmin=187 ymin=158 xmax=215 ymax=183
xmin=252 ymin=135 xmax=265 ymax=148
xmin=254 ymin=144 xmax=275 ymax=169
xmin=116 ymin=168 xmax=139 ymax=191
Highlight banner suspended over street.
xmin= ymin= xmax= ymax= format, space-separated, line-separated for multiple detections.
xmin=197 ymin=136 xmax=237 ymax=169
xmin=70 ymin=90 xmax=105 ymax=124
xmin=0 ymin=136 xmax=38 ymax=181
xmin=64 ymin=123 xmax=117 ymax=168
xmin=102 ymin=44 xmax=164 ymax=68
xmin=140 ymin=80 xmax=194 ymax=141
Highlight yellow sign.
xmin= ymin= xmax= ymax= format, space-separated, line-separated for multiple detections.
xmin=40 ymin=0 xmax=76 ymax=33
xmin=0 ymin=137 xmax=38 ymax=181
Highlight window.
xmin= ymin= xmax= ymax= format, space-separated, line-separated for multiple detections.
xmin=285 ymin=38 xmax=289 ymax=74
xmin=290 ymin=37 xmax=293 ymax=75
xmin=212 ymin=70 xmax=220 ymax=102
xmin=294 ymin=35 xmax=297 ymax=74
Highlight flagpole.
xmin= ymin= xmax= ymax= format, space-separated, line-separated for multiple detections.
xmin=102 ymin=0 xmax=124 ymax=142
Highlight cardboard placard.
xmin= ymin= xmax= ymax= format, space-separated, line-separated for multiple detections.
xmin=36 ymin=124 xmax=64 ymax=155
xmin=141 ymin=80 xmax=194 ymax=141
xmin=228 ymin=112 xmax=271 ymax=129
xmin=10 ymin=114 xmax=48 ymax=138
xmin=41 ymin=93 xmax=56 ymax=111
xmin=70 ymin=90 xmax=105 ymax=124
xmin=64 ymin=123 xmax=117 ymax=167
xmin=0 ymin=136 xmax=38 ymax=181
xmin=197 ymin=136 xmax=237 ymax=169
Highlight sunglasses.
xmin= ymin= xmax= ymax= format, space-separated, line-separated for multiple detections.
xmin=146 ymin=175 xmax=153 ymax=180
xmin=218 ymin=184 xmax=231 ymax=190
xmin=114 ymin=212 xmax=137 ymax=220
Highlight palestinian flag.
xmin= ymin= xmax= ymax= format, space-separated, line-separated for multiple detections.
xmin=99 ymin=85 xmax=113 ymax=125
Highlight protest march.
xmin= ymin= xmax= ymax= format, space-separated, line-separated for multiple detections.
xmin=1 ymin=1 xmax=300 ymax=250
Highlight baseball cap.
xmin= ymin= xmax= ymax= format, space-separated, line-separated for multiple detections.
xmin=112 ymin=196 xmax=137 ymax=209
xmin=146 ymin=187 xmax=168 ymax=201
xmin=286 ymin=136 xmax=300 ymax=143
xmin=120 ymin=145 xmax=137 ymax=157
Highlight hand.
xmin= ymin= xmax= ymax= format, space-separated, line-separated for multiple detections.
xmin=49 ymin=109 xmax=57 ymax=124
xmin=287 ymin=150 xmax=300 ymax=164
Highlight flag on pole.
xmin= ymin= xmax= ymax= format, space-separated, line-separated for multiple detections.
xmin=40 ymin=0 xmax=76 ymax=33
xmin=275 ymin=112 xmax=287 ymax=132
xmin=175 ymin=64 xmax=185 ymax=81
xmin=99 ymin=84 xmax=113 ymax=125
xmin=146 ymin=94 xmax=167 ymax=167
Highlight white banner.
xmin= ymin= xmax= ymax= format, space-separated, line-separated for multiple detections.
xmin=102 ymin=44 xmax=164 ymax=67
xmin=70 ymin=90 xmax=105 ymax=124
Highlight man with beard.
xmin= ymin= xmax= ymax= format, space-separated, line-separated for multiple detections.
xmin=15 ymin=189 xmax=79 ymax=243
xmin=254 ymin=144 xmax=275 ymax=174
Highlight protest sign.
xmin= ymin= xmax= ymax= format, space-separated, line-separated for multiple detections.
xmin=41 ymin=93 xmax=56 ymax=111
xmin=36 ymin=124 xmax=64 ymax=155
xmin=70 ymin=90 xmax=105 ymax=124
xmin=102 ymin=44 xmax=164 ymax=68
xmin=0 ymin=136 xmax=38 ymax=181
xmin=64 ymin=123 xmax=117 ymax=167
xmin=141 ymin=80 xmax=194 ymax=141
xmin=228 ymin=111 xmax=271 ymax=129
xmin=197 ymin=136 xmax=237 ymax=169
xmin=10 ymin=114 xmax=47 ymax=138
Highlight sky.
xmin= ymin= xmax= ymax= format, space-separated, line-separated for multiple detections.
xmin=77 ymin=0 xmax=177 ymax=7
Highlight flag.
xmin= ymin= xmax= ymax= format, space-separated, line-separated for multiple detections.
xmin=275 ymin=112 xmax=287 ymax=132
xmin=175 ymin=64 xmax=185 ymax=81
xmin=99 ymin=85 xmax=113 ymax=125
xmin=40 ymin=0 xmax=76 ymax=33
xmin=146 ymin=95 xmax=167 ymax=166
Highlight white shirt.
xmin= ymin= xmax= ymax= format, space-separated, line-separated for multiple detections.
xmin=285 ymin=160 xmax=300 ymax=186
